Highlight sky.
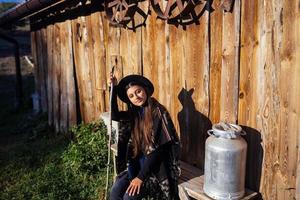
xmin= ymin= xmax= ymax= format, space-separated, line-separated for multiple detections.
xmin=0 ymin=0 xmax=23 ymax=3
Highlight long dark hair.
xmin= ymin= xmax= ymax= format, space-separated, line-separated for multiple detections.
xmin=126 ymin=82 xmax=154 ymax=157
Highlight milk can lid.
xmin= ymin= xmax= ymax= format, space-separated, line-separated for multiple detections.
xmin=208 ymin=122 xmax=245 ymax=139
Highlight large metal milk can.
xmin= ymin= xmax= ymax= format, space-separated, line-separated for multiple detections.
xmin=203 ymin=122 xmax=247 ymax=200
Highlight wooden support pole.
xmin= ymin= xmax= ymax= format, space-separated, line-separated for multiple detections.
xmin=0 ymin=29 xmax=23 ymax=109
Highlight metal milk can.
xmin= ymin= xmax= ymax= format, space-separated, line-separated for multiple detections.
xmin=203 ymin=122 xmax=247 ymax=200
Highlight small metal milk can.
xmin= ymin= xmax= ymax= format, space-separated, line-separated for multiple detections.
xmin=203 ymin=122 xmax=247 ymax=200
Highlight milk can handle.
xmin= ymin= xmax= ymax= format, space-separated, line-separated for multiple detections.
xmin=207 ymin=129 xmax=214 ymax=136
xmin=240 ymin=130 xmax=247 ymax=135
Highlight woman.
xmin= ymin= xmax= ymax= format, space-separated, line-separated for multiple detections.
xmin=109 ymin=74 xmax=180 ymax=200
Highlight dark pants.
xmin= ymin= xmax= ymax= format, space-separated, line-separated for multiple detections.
xmin=110 ymin=172 xmax=141 ymax=200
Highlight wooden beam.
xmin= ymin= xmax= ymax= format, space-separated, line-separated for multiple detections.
xmin=220 ymin=0 xmax=241 ymax=123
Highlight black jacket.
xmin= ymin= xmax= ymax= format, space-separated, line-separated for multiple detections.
xmin=111 ymin=90 xmax=180 ymax=200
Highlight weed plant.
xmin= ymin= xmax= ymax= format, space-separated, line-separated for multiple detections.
xmin=0 ymin=117 xmax=112 ymax=200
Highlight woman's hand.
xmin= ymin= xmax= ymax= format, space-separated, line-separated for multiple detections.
xmin=109 ymin=72 xmax=118 ymax=86
xmin=126 ymin=177 xmax=143 ymax=196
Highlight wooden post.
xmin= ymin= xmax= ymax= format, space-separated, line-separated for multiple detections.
xmin=220 ymin=0 xmax=241 ymax=123
xmin=209 ymin=0 xmax=223 ymax=124
xmin=53 ymin=24 xmax=61 ymax=133
xmin=13 ymin=39 xmax=23 ymax=109
xmin=0 ymin=30 xmax=23 ymax=109
xmin=46 ymin=25 xmax=54 ymax=126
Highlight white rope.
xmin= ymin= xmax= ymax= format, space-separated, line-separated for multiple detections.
xmin=105 ymin=67 xmax=115 ymax=200
xmin=104 ymin=85 xmax=113 ymax=200
xmin=24 ymin=56 xmax=34 ymax=68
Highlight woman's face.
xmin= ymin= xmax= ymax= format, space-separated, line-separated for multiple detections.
xmin=126 ymin=85 xmax=147 ymax=106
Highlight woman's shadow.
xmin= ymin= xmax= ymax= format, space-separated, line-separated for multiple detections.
xmin=177 ymin=88 xmax=263 ymax=196
xmin=177 ymin=88 xmax=212 ymax=172
xmin=241 ymin=126 xmax=264 ymax=197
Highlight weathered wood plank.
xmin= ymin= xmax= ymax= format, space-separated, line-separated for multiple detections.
xmin=220 ymin=0 xmax=241 ymax=123
xmin=296 ymin=1 xmax=300 ymax=198
xmin=71 ymin=17 xmax=84 ymax=123
xmin=105 ymin=18 xmax=121 ymax=111
xmin=40 ymin=28 xmax=48 ymax=113
xmin=30 ymin=31 xmax=39 ymax=108
xmin=118 ymin=23 xmax=141 ymax=112
xmin=71 ymin=16 xmax=95 ymax=123
xmin=209 ymin=0 xmax=223 ymax=124
xmin=142 ymin=1 xmax=168 ymax=106
xmin=35 ymin=29 xmax=47 ymax=113
xmin=110 ymin=55 xmax=123 ymax=83
xmin=91 ymin=12 xmax=107 ymax=91
xmin=278 ymin=0 xmax=299 ymax=198
xmin=52 ymin=24 xmax=61 ymax=133
xmin=63 ymin=20 xmax=77 ymax=130
xmin=60 ymin=20 xmax=76 ymax=132
xmin=255 ymin=0 xmax=275 ymax=198
xmin=99 ymin=12 xmax=108 ymax=113
xmin=168 ymin=23 xmax=182 ymax=130
xmin=238 ymin=0 xmax=262 ymax=193
xmin=59 ymin=21 xmax=68 ymax=132
xmin=169 ymin=2 xmax=210 ymax=169
xmin=141 ymin=0 xmax=171 ymax=118
xmin=109 ymin=54 xmax=124 ymax=111
xmin=119 ymin=25 xmax=141 ymax=76
xmin=34 ymin=30 xmax=42 ymax=110
xmin=297 ymin=126 xmax=300 ymax=198
xmin=86 ymin=14 xmax=101 ymax=120
xmin=143 ymin=10 xmax=165 ymax=100
xmin=178 ymin=186 xmax=190 ymax=200
xmin=255 ymin=0 xmax=284 ymax=199
xmin=239 ymin=0 xmax=259 ymax=127
xmin=90 ymin=12 xmax=107 ymax=113
xmin=183 ymin=12 xmax=210 ymax=117
xmin=46 ymin=25 xmax=54 ymax=126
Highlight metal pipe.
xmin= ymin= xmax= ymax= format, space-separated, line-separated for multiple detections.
xmin=0 ymin=29 xmax=23 ymax=109
xmin=0 ymin=0 xmax=65 ymax=27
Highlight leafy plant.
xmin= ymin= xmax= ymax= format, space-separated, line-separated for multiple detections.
xmin=63 ymin=121 xmax=108 ymax=174
xmin=0 ymin=119 xmax=112 ymax=200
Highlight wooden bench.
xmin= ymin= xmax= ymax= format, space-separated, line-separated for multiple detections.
xmin=178 ymin=161 xmax=258 ymax=200
xmin=109 ymin=145 xmax=258 ymax=200
xmin=100 ymin=113 xmax=258 ymax=199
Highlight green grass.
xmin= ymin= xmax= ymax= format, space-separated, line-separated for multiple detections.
xmin=0 ymin=115 xmax=112 ymax=200
xmin=0 ymin=46 xmax=113 ymax=199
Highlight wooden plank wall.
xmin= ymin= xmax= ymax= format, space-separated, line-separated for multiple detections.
xmin=32 ymin=20 xmax=77 ymax=133
xmin=30 ymin=0 xmax=299 ymax=199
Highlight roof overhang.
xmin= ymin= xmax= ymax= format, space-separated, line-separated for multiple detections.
xmin=0 ymin=0 xmax=67 ymax=27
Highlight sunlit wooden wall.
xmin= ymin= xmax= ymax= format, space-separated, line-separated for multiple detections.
xmin=30 ymin=0 xmax=300 ymax=199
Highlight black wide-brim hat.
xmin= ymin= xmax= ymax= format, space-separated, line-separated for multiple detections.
xmin=117 ymin=74 xmax=154 ymax=103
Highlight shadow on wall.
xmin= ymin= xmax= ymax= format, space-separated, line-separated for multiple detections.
xmin=30 ymin=0 xmax=105 ymax=31
xmin=30 ymin=0 xmax=214 ymax=31
xmin=167 ymin=0 xmax=213 ymax=29
xmin=104 ymin=0 xmax=213 ymax=30
xmin=176 ymin=87 xmax=263 ymax=198
xmin=241 ymin=126 xmax=264 ymax=198
xmin=177 ymin=87 xmax=212 ymax=172
xmin=104 ymin=0 xmax=149 ymax=31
